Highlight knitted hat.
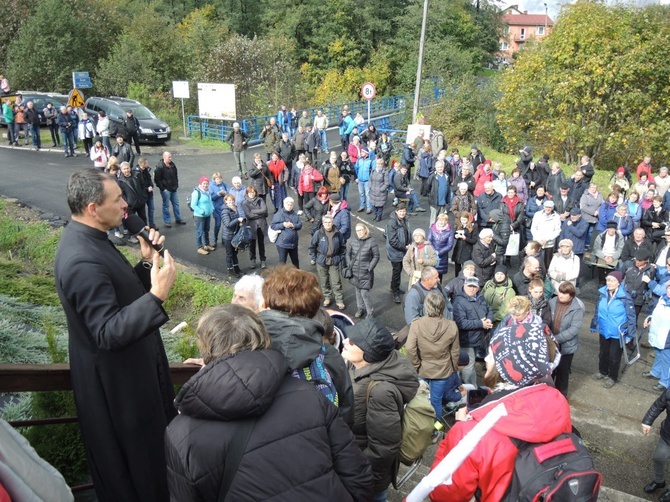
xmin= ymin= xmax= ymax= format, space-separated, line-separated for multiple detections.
xmin=495 ymin=264 xmax=508 ymax=276
xmin=463 ymin=260 xmax=476 ymax=270
xmin=617 ymin=167 xmax=626 ymax=174
xmin=345 ymin=318 xmax=395 ymax=363
xmin=329 ymin=193 xmax=341 ymax=202
xmin=413 ymin=228 xmax=426 ymax=239
xmin=199 ymin=176 xmax=209 ymax=184
xmin=608 ymin=271 xmax=623 ymax=284
xmin=490 ymin=322 xmax=551 ymax=387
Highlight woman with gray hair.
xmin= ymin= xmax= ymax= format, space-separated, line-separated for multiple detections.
xmin=548 ymin=238 xmax=580 ymax=292
xmin=270 ymin=196 xmax=302 ymax=267
xmin=166 ymin=304 xmax=373 ymax=501
xmin=405 ymin=291 xmax=461 ymax=419
xmin=403 ymin=228 xmax=437 ymax=288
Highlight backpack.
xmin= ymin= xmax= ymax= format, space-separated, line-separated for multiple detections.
xmin=292 ymin=344 xmax=339 ymax=406
xmin=502 ymin=433 xmax=602 ymax=502
xmin=186 ymin=188 xmax=201 ymax=212
xmin=431 ymin=131 xmax=446 ymax=155
xmin=366 ymin=380 xmax=435 ymax=469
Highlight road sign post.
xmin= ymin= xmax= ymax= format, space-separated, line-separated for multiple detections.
xmin=72 ymin=71 xmax=92 ymax=90
xmin=172 ymin=81 xmax=190 ymax=139
xmin=361 ymin=82 xmax=376 ymax=128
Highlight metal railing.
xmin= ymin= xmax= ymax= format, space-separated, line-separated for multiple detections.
xmin=0 ymin=363 xmax=200 ymax=493
xmin=187 ymin=87 xmax=445 ymax=145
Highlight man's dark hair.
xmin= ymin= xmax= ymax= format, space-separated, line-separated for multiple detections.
xmin=67 ymin=168 xmax=114 ymax=216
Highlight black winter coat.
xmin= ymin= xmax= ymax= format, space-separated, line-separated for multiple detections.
xmin=489 ymin=209 xmax=511 ymax=256
xmin=154 ymin=160 xmax=179 ymax=192
xmin=247 ymin=161 xmax=270 ymax=196
xmin=134 ymin=166 xmax=154 ymax=199
xmin=453 ymin=291 xmax=494 ymax=347
xmin=643 ymin=388 xmax=670 ymax=444
xmin=347 ymin=235 xmax=380 ymax=290
xmin=385 ymin=213 xmax=410 ymax=262
xmin=304 ymin=197 xmax=330 ymax=234
xmin=523 ymin=167 xmax=545 ymax=198
xmin=452 ymin=227 xmax=477 ymax=265
xmin=472 ymin=240 xmax=496 ymax=281
xmin=118 ymin=173 xmax=146 ymax=211
xmin=166 ymin=350 xmax=372 ymax=501
xmin=260 ymin=310 xmax=355 ymax=428
xmin=241 ymin=196 xmax=268 ymax=235
xmin=350 ymin=350 xmax=419 ymax=493
xmin=221 ymin=206 xmax=241 ymax=241
xmin=642 ymin=207 xmax=668 ymax=243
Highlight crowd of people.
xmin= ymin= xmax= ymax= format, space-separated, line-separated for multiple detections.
xmin=17 ymin=105 xmax=670 ymax=501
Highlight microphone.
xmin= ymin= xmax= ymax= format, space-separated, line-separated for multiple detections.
xmin=123 ymin=214 xmax=165 ymax=256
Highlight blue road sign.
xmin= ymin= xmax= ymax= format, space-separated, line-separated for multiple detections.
xmin=72 ymin=72 xmax=92 ymax=89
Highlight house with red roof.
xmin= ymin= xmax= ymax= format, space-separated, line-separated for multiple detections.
xmin=499 ymin=5 xmax=554 ymax=63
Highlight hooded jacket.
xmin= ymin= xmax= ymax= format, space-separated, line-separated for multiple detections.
xmin=428 ymin=222 xmax=455 ymax=275
xmin=331 ymin=200 xmax=351 ymax=242
xmin=590 ymin=285 xmax=637 ymax=341
xmin=405 ymin=317 xmax=460 ymax=379
xmin=350 ymin=350 xmax=419 ymax=493
xmin=488 ymin=209 xmax=511 ymax=256
xmin=347 ymin=234 xmax=380 ymax=291
xmin=482 ymin=277 xmax=515 ymax=323
xmin=385 ymin=212 xmax=410 ymax=262
xmin=429 ymin=384 xmax=572 ymax=502
xmin=165 ymin=350 xmax=372 ymax=501
xmin=453 ymin=290 xmax=494 ymax=347
xmin=472 ymin=240 xmax=496 ymax=282
xmin=270 ymin=207 xmax=303 ymax=249
xmin=560 ymin=216 xmax=589 ymax=255
xmin=260 ymin=309 xmax=354 ymax=427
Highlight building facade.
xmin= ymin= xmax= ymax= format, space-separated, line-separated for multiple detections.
xmin=499 ymin=5 xmax=554 ymax=63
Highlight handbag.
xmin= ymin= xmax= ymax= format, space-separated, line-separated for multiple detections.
xmin=409 ymin=270 xmax=422 ymax=286
xmin=232 ymin=225 xmax=253 ymax=250
xmin=262 ymin=172 xmax=273 ymax=188
xmin=268 ymin=226 xmax=282 ymax=243
xmin=505 ymin=232 xmax=520 ymax=256
xmin=340 ymin=260 xmax=353 ymax=279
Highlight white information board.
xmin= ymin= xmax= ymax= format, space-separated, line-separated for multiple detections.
xmin=406 ymin=124 xmax=431 ymax=146
xmin=172 ymin=81 xmax=190 ymax=99
xmin=197 ymin=83 xmax=236 ymax=120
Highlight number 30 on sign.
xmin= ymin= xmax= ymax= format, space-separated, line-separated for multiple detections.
xmin=361 ymin=82 xmax=376 ymax=101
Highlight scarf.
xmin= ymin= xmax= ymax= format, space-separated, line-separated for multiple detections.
xmin=552 ymin=298 xmax=572 ymax=333
xmin=529 ymin=295 xmax=547 ymax=316
xmin=503 ymin=195 xmax=520 ymax=220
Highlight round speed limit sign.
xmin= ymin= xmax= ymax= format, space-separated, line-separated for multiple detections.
xmin=361 ymin=82 xmax=376 ymax=101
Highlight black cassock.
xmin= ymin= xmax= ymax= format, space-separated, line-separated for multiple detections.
xmin=55 ymin=220 xmax=176 ymax=502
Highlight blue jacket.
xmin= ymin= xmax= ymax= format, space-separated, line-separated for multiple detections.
xmin=524 ymin=195 xmax=549 ymax=221
xmin=229 ymin=186 xmax=246 ymax=218
xmin=271 ymin=208 xmax=303 ymax=249
xmin=220 ymin=206 xmax=241 ymax=241
xmin=597 ymin=201 xmax=619 ymax=232
xmin=560 ymin=216 xmax=589 ymax=255
xmin=331 ymin=201 xmax=351 ymax=242
xmin=453 ymin=291 xmax=494 ymax=348
xmin=308 ymin=228 xmax=346 ymax=266
xmin=418 ymin=151 xmax=434 ymax=178
xmin=190 ymin=188 xmax=214 ymax=218
xmin=612 ymin=213 xmax=634 ymax=237
xmin=590 ymin=285 xmax=636 ymax=341
xmin=339 ymin=115 xmax=355 ymax=136
xmin=428 ymin=222 xmax=455 ymax=275
xmin=401 ymin=146 xmax=415 ymax=167
xmin=628 ymin=200 xmax=643 ymax=224
xmin=209 ymin=179 xmax=229 ymax=215
xmin=355 ymin=158 xmax=373 ymax=183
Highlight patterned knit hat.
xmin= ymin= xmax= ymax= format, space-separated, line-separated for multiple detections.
xmin=490 ymin=322 xmax=551 ymax=387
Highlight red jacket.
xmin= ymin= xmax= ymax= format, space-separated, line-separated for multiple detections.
xmin=298 ymin=166 xmax=324 ymax=195
xmin=473 ymin=167 xmax=494 ymax=197
xmin=429 ymin=383 xmax=572 ymax=502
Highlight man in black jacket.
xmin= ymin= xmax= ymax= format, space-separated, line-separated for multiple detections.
xmin=123 ymin=110 xmax=141 ymax=154
xmin=24 ymin=101 xmax=42 ymax=151
xmin=112 ymin=135 xmax=134 ymax=166
xmin=118 ymin=162 xmax=147 ymax=232
xmin=512 ymin=256 xmax=542 ymax=296
xmin=154 ymin=151 xmax=186 ymax=227
xmin=135 ymin=157 xmax=158 ymax=230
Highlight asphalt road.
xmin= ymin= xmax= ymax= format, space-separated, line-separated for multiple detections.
xmin=0 ymin=132 xmax=661 ymax=501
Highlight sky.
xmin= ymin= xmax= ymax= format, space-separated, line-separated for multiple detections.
xmin=506 ymin=0 xmax=669 ymax=22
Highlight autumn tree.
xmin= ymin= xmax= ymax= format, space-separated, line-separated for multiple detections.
xmin=497 ymin=1 xmax=670 ymax=167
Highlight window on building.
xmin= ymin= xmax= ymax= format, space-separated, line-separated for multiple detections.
xmin=520 ymin=28 xmax=526 ymax=40
xmin=500 ymin=41 xmax=509 ymax=50
xmin=502 ymin=26 xmax=510 ymax=34
xmin=536 ymin=26 xmax=545 ymax=35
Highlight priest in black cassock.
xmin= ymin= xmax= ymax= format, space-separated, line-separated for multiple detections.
xmin=55 ymin=168 xmax=178 ymax=502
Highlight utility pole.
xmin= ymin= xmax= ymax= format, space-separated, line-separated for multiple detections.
xmin=544 ymin=3 xmax=548 ymax=34
xmin=412 ymin=0 xmax=429 ymax=124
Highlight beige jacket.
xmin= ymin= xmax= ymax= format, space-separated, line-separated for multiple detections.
xmin=405 ymin=316 xmax=460 ymax=379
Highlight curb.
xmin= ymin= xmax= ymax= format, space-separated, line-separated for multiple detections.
xmin=598 ymin=486 xmax=649 ymax=501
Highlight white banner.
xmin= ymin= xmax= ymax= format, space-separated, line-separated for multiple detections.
xmin=172 ymin=81 xmax=190 ymax=99
xmin=197 ymin=83 xmax=236 ymax=121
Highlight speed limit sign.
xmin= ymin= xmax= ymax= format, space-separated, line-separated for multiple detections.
xmin=361 ymin=82 xmax=376 ymax=101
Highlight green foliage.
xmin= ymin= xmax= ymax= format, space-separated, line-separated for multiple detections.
xmin=163 ymin=272 xmax=233 ymax=326
xmin=0 ymin=0 xmax=35 ymax=70
xmin=425 ymin=75 xmax=506 ymax=151
xmin=6 ymin=0 xmax=123 ymax=92
xmin=497 ymin=1 xmax=670 ymax=167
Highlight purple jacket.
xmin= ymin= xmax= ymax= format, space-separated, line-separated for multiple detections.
xmin=508 ymin=176 xmax=528 ymax=203
xmin=428 ymin=222 xmax=455 ymax=275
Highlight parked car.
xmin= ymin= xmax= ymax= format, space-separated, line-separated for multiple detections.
xmin=0 ymin=91 xmax=68 ymax=126
xmin=84 ymin=96 xmax=171 ymax=144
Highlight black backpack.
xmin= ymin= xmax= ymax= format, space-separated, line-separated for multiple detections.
xmin=502 ymin=433 xmax=602 ymax=502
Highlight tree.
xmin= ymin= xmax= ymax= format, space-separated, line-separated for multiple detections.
xmin=6 ymin=0 xmax=122 ymax=93
xmin=0 ymin=0 xmax=35 ymax=72
xmin=497 ymin=1 xmax=670 ymax=167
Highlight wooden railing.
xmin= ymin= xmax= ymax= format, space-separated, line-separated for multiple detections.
xmin=0 ymin=363 xmax=200 ymax=492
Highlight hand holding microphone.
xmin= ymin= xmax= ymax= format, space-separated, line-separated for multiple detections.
xmin=124 ymin=214 xmax=165 ymax=258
